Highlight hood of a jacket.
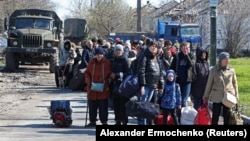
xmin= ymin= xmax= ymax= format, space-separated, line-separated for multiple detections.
xmin=64 ymin=40 xmax=72 ymax=51
xmin=165 ymin=69 xmax=176 ymax=85
xmin=196 ymin=47 xmax=208 ymax=62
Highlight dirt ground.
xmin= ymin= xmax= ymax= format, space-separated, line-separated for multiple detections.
xmin=0 ymin=65 xmax=54 ymax=117
xmin=0 ymin=64 xmax=97 ymax=141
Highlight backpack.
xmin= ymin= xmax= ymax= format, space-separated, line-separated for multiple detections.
xmin=118 ymin=74 xmax=140 ymax=99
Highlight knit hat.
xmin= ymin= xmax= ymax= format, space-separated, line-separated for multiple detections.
xmin=115 ymin=38 xmax=121 ymax=44
xmin=108 ymin=38 xmax=114 ymax=43
xmin=218 ymin=52 xmax=229 ymax=61
xmin=95 ymin=47 xmax=104 ymax=55
xmin=114 ymin=44 xmax=124 ymax=52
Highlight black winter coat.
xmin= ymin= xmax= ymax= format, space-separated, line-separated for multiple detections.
xmin=190 ymin=47 xmax=210 ymax=98
xmin=79 ymin=46 xmax=95 ymax=69
xmin=137 ymin=48 xmax=164 ymax=89
xmin=110 ymin=55 xmax=130 ymax=85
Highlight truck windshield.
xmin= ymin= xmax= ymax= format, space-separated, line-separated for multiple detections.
xmin=16 ymin=18 xmax=51 ymax=30
xmin=180 ymin=27 xmax=200 ymax=36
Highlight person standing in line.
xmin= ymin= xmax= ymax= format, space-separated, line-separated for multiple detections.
xmin=160 ymin=48 xmax=174 ymax=72
xmin=173 ymin=40 xmax=180 ymax=52
xmin=91 ymin=37 xmax=98 ymax=49
xmin=84 ymin=47 xmax=113 ymax=127
xmin=137 ymin=39 xmax=165 ymax=125
xmin=170 ymin=41 xmax=196 ymax=123
xmin=164 ymin=40 xmax=176 ymax=56
xmin=110 ymin=44 xmax=130 ymax=125
xmin=190 ymin=47 xmax=210 ymax=110
xmin=159 ymin=69 xmax=181 ymax=125
xmin=79 ymin=40 xmax=95 ymax=69
xmin=58 ymin=40 xmax=77 ymax=88
xmin=203 ymin=52 xmax=239 ymax=125
xmin=170 ymin=41 xmax=196 ymax=107
xmin=157 ymin=38 xmax=164 ymax=57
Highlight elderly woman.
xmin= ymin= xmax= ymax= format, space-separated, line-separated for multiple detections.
xmin=84 ymin=47 xmax=113 ymax=127
xmin=203 ymin=52 xmax=239 ymax=125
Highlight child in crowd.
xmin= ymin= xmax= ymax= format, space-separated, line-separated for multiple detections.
xmin=159 ymin=69 xmax=181 ymax=125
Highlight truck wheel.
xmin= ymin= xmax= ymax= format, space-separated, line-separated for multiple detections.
xmin=5 ymin=52 xmax=18 ymax=72
xmin=49 ymin=48 xmax=58 ymax=73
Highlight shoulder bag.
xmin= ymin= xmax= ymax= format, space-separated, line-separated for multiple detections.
xmin=90 ymin=63 xmax=105 ymax=92
xmin=229 ymin=104 xmax=243 ymax=125
xmin=222 ymin=92 xmax=237 ymax=108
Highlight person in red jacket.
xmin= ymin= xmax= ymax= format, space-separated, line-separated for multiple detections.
xmin=84 ymin=47 xmax=113 ymax=127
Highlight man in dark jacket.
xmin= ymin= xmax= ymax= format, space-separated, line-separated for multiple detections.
xmin=170 ymin=41 xmax=196 ymax=107
xmin=170 ymin=41 xmax=196 ymax=123
xmin=79 ymin=40 xmax=95 ymax=69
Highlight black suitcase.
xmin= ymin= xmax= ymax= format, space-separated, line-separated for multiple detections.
xmin=69 ymin=70 xmax=86 ymax=91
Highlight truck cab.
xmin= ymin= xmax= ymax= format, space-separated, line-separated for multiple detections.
xmin=158 ymin=20 xmax=202 ymax=52
xmin=4 ymin=9 xmax=63 ymax=72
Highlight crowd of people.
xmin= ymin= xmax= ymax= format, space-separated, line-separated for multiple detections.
xmin=57 ymin=35 xmax=239 ymax=126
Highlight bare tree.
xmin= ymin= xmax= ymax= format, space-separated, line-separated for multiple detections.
xmin=218 ymin=0 xmax=250 ymax=57
xmin=64 ymin=0 xmax=135 ymax=38
xmin=64 ymin=0 xmax=91 ymax=19
xmin=1 ymin=0 xmax=55 ymax=17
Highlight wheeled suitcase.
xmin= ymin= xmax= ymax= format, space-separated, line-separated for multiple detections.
xmin=48 ymin=100 xmax=73 ymax=127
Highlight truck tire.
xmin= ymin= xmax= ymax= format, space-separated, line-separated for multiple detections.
xmin=5 ymin=52 xmax=18 ymax=72
xmin=49 ymin=48 xmax=59 ymax=73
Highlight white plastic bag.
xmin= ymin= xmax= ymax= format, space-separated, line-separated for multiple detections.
xmin=181 ymin=106 xmax=197 ymax=125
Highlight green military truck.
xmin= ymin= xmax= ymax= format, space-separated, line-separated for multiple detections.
xmin=63 ymin=18 xmax=88 ymax=46
xmin=4 ymin=9 xmax=63 ymax=73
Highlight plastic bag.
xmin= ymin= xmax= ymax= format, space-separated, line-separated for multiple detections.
xmin=194 ymin=102 xmax=212 ymax=125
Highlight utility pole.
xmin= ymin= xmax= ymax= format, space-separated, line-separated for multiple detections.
xmin=210 ymin=0 xmax=218 ymax=66
xmin=137 ymin=0 xmax=141 ymax=31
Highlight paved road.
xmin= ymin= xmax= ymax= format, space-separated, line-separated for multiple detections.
xmin=0 ymin=66 xmax=137 ymax=141
xmin=1 ymin=64 xmax=246 ymax=141
xmin=0 ymin=87 xmax=91 ymax=141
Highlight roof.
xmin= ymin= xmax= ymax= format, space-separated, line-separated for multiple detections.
xmin=10 ymin=9 xmax=61 ymax=21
